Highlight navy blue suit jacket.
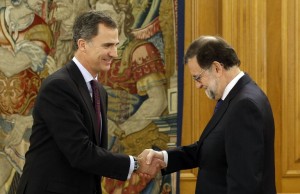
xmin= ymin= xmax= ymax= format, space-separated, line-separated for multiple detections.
xmin=163 ymin=74 xmax=276 ymax=194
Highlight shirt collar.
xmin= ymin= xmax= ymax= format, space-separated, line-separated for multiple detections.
xmin=72 ymin=57 xmax=97 ymax=83
xmin=221 ymin=71 xmax=245 ymax=100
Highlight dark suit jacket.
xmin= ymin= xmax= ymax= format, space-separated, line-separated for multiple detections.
xmin=163 ymin=74 xmax=276 ymax=194
xmin=17 ymin=61 xmax=130 ymax=194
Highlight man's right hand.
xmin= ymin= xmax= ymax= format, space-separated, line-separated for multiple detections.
xmin=135 ymin=155 xmax=165 ymax=179
xmin=138 ymin=149 xmax=164 ymax=165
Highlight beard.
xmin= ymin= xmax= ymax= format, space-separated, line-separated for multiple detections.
xmin=205 ymin=89 xmax=216 ymax=100
xmin=205 ymin=78 xmax=218 ymax=100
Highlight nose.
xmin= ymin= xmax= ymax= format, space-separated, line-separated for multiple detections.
xmin=195 ymin=82 xmax=203 ymax=89
xmin=108 ymin=46 xmax=118 ymax=58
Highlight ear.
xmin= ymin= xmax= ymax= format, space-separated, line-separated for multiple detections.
xmin=212 ymin=61 xmax=223 ymax=76
xmin=77 ymin=39 xmax=87 ymax=52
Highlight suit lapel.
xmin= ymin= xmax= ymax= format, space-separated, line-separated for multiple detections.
xmin=65 ymin=61 xmax=101 ymax=145
xmin=198 ymin=74 xmax=253 ymax=144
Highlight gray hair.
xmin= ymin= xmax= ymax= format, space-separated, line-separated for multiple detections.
xmin=184 ymin=36 xmax=241 ymax=70
xmin=72 ymin=10 xmax=117 ymax=50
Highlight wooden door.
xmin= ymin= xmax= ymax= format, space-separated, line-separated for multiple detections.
xmin=180 ymin=0 xmax=300 ymax=193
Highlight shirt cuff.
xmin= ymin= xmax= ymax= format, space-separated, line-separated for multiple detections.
xmin=161 ymin=150 xmax=168 ymax=167
xmin=127 ymin=155 xmax=134 ymax=179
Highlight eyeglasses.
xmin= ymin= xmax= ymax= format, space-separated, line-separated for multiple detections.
xmin=192 ymin=69 xmax=207 ymax=83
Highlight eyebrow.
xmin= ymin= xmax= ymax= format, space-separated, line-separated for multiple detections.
xmin=104 ymin=42 xmax=119 ymax=45
xmin=102 ymin=42 xmax=119 ymax=47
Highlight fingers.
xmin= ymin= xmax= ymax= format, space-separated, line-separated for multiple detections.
xmin=153 ymin=157 xmax=166 ymax=169
xmin=136 ymin=154 xmax=166 ymax=179
xmin=137 ymin=172 xmax=151 ymax=180
xmin=138 ymin=149 xmax=164 ymax=165
xmin=146 ymin=158 xmax=164 ymax=178
xmin=146 ymin=150 xmax=164 ymax=165
xmin=145 ymin=150 xmax=155 ymax=165
xmin=135 ymin=149 xmax=166 ymax=179
xmin=138 ymin=149 xmax=151 ymax=164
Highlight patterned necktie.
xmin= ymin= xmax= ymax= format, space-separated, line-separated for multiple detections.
xmin=90 ymin=80 xmax=102 ymax=141
xmin=214 ymin=99 xmax=223 ymax=113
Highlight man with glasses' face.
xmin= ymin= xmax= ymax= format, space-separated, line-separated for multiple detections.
xmin=189 ymin=59 xmax=224 ymax=100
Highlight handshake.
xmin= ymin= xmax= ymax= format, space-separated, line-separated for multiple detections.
xmin=134 ymin=149 xmax=166 ymax=179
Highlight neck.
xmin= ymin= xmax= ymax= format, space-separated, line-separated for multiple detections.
xmin=218 ymin=66 xmax=241 ymax=100
xmin=224 ymin=66 xmax=241 ymax=84
xmin=74 ymin=52 xmax=97 ymax=78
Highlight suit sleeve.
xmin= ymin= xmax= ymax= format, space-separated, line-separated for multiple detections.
xmin=225 ymin=98 xmax=264 ymax=193
xmin=35 ymin=77 xmax=130 ymax=181
xmin=163 ymin=142 xmax=200 ymax=174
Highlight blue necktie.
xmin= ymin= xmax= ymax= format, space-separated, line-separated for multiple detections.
xmin=214 ymin=99 xmax=223 ymax=113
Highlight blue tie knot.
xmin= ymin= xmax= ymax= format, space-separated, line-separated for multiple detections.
xmin=214 ymin=99 xmax=223 ymax=113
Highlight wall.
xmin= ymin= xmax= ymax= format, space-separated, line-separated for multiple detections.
xmin=181 ymin=0 xmax=300 ymax=193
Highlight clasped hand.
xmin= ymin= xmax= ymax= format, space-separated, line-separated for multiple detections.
xmin=135 ymin=149 xmax=166 ymax=179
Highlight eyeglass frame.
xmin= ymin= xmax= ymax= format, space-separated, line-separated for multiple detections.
xmin=192 ymin=69 xmax=207 ymax=83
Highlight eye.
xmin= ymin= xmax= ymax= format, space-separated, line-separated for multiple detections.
xmin=192 ymin=75 xmax=201 ymax=82
xmin=102 ymin=44 xmax=111 ymax=49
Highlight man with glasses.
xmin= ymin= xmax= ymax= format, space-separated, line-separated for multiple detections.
xmin=139 ymin=36 xmax=276 ymax=194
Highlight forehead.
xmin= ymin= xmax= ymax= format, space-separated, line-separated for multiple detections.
xmin=187 ymin=56 xmax=203 ymax=74
xmin=92 ymin=24 xmax=119 ymax=42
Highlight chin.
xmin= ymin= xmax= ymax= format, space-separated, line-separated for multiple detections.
xmin=100 ymin=66 xmax=111 ymax=72
xmin=205 ymin=90 xmax=215 ymax=100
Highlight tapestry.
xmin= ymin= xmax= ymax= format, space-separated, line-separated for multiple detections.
xmin=0 ymin=0 xmax=180 ymax=193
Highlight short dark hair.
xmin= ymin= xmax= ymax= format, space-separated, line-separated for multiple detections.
xmin=72 ymin=10 xmax=117 ymax=50
xmin=184 ymin=36 xmax=240 ymax=70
